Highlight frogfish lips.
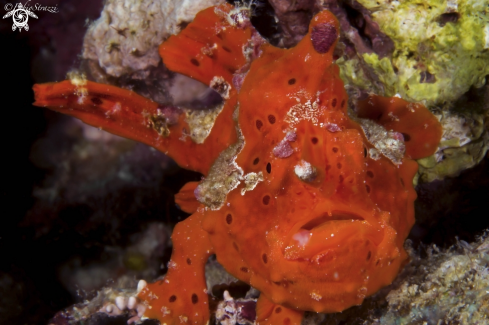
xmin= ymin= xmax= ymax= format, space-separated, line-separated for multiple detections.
xmin=283 ymin=210 xmax=384 ymax=263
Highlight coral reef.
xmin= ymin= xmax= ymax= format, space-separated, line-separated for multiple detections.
xmin=79 ymin=0 xmax=229 ymax=105
xmin=322 ymin=0 xmax=489 ymax=183
xmin=48 ymin=276 xmax=155 ymax=325
xmin=47 ymin=255 xmax=256 ymax=325
xmin=267 ymin=0 xmax=316 ymax=47
xmin=376 ymin=236 xmax=489 ymax=325
xmin=215 ymin=291 xmax=257 ymax=325
xmin=417 ymin=84 xmax=489 ymax=182
xmin=82 ymin=0 xmax=226 ymax=79
xmin=335 ymin=0 xmax=489 ymax=106
xmin=45 ymin=231 xmax=489 ymax=325
xmin=33 ymin=3 xmax=442 ymax=324
xmin=321 ymin=0 xmax=395 ymax=59
xmin=73 ymin=0 xmax=489 ymax=183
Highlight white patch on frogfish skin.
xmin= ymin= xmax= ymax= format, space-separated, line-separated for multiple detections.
xmin=67 ymin=71 xmax=88 ymax=98
xmin=293 ymin=229 xmax=311 ymax=247
xmin=184 ymin=102 xmax=225 ymax=144
xmin=310 ymin=291 xmax=322 ymax=301
xmin=325 ymin=123 xmax=341 ymax=132
xmin=210 ymin=76 xmax=230 ymax=99
xmin=285 ymin=89 xmax=324 ymax=127
xmin=201 ymin=43 xmax=218 ymax=56
xmin=285 ymin=130 xmax=297 ymax=141
xmin=241 ymin=172 xmax=264 ymax=195
xmin=294 ymin=160 xmax=317 ymax=182
xmin=356 ymin=117 xmax=405 ymax=165
xmin=105 ymin=102 xmax=122 ymax=117
xmin=273 ymin=140 xmax=294 ymax=158
xmin=195 ymin=125 xmax=246 ymax=210
xmin=273 ymin=131 xmax=298 ymax=158
xmin=215 ymin=3 xmax=251 ymax=29
xmin=77 ymin=94 xmax=87 ymax=105
xmin=369 ymin=148 xmax=381 ymax=160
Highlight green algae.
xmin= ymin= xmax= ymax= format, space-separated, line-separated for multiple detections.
xmin=337 ymin=0 xmax=489 ymax=182
xmin=338 ymin=0 xmax=489 ymax=106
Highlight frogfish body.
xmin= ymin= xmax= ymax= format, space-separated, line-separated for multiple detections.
xmin=33 ymin=4 xmax=442 ymax=324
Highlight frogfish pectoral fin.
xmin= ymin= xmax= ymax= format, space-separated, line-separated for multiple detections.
xmin=33 ymin=80 xmax=236 ymax=175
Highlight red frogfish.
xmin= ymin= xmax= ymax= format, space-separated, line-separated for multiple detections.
xmin=33 ymin=4 xmax=442 ymax=325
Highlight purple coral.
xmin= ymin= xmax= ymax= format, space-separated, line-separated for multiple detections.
xmin=273 ymin=140 xmax=294 ymax=158
xmin=325 ymin=123 xmax=341 ymax=133
xmin=311 ymin=23 xmax=337 ymax=54
xmin=232 ymin=72 xmax=248 ymax=92
xmin=285 ymin=131 xmax=297 ymax=142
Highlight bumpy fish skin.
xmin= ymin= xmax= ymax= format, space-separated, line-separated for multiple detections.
xmin=33 ymin=4 xmax=442 ymax=324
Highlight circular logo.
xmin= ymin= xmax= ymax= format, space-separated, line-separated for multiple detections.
xmin=12 ymin=8 xmax=28 ymax=28
xmin=3 ymin=3 xmax=38 ymax=32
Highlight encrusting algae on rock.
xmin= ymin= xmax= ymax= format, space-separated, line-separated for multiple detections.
xmin=376 ymin=235 xmax=489 ymax=325
xmin=33 ymin=3 xmax=442 ymax=325
xmin=331 ymin=0 xmax=489 ymax=184
xmin=336 ymin=0 xmax=489 ymax=106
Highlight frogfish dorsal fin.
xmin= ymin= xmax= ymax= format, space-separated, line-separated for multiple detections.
xmin=160 ymin=4 xmax=253 ymax=88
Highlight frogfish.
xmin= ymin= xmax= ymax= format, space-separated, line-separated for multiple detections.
xmin=33 ymin=4 xmax=442 ymax=325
